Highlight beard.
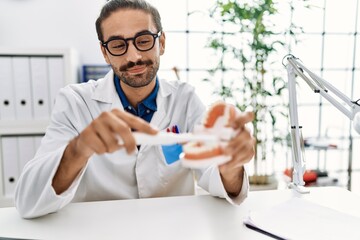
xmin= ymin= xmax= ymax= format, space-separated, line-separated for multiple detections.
xmin=113 ymin=58 xmax=160 ymax=88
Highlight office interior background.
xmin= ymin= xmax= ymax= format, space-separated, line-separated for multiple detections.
xmin=0 ymin=0 xmax=360 ymax=200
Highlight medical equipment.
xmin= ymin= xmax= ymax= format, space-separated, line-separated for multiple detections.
xmin=283 ymin=55 xmax=360 ymax=193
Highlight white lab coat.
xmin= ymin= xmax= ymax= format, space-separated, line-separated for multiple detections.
xmin=14 ymin=71 xmax=249 ymax=218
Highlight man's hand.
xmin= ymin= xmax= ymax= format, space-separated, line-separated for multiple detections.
xmin=76 ymin=109 xmax=158 ymax=157
xmin=52 ymin=109 xmax=158 ymax=194
xmin=219 ymin=111 xmax=255 ymax=197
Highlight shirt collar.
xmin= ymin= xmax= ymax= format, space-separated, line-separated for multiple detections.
xmin=142 ymin=78 xmax=158 ymax=111
xmin=114 ymin=75 xmax=158 ymax=112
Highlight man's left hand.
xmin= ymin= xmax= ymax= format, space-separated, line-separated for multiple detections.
xmin=219 ymin=111 xmax=255 ymax=196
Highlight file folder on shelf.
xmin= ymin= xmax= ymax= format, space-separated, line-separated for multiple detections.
xmin=0 ymin=48 xmax=78 ymax=200
xmin=0 ymin=57 xmax=16 ymax=120
xmin=17 ymin=136 xmax=36 ymax=172
xmin=12 ymin=57 xmax=33 ymax=120
xmin=48 ymin=57 xmax=65 ymax=108
xmin=30 ymin=57 xmax=51 ymax=119
xmin=1 ymin=137 xmax=19 ymax=198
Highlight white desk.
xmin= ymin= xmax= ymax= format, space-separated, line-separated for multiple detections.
xmin=0 ymin=187 xmax=359 ymax=240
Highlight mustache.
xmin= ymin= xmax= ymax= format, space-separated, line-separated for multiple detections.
xmin=119 ymin=60 xmax=153 ymax=71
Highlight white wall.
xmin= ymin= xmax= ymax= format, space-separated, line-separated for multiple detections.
xmin=0 ymin=0 xmax=106 ymax=65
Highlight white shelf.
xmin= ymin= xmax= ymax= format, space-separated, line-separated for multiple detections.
xmin=0 ymin=48 xmax=78 ymax=200
xmin=0 ymin=47 xmax=78 ymax=86
xmin=0 ymin=120 xmax=49 ymax=136
xmin=0 ymin=197 xmax=14 ymax=208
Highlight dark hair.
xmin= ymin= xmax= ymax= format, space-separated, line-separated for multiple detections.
xmin=95 ymin=0 xmax=162 ymax=42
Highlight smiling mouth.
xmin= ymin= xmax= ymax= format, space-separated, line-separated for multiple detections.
xmin=127 ymin=65 xmax=147 ymax=75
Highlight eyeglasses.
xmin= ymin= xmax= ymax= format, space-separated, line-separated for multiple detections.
xmin=101 ymin=31 xmax=162 ymax=56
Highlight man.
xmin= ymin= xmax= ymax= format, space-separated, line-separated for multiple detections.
xmin=15 ymin=0 xmax=255 ymax=218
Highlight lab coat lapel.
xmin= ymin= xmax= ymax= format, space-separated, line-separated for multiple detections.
xmin=150 ymin=78 xmax=172 ymax=129
xmin=140 ymin=79 xmax=172 ymax=152
xmin=92 ymin=74 xmax=173 ymax=151
xmin=91 ymin=70 xmax=124 ymax=111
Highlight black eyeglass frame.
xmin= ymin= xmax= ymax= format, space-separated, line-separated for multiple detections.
xmin=101 ymin=31 xmax=162 ymax=56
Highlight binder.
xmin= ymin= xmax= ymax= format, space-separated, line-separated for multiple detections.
xmin=12 ymin=57 xmax=33 ymax=120
xmin=48 ymin=57 xmax=65 ymax=109
xmin=82 ymin=65 xmax=111 ymax=82
xmin=0 ymin=57 xmax=16 ymax=120
xmin=1 ymin=137 xmax=19 ymax=197
xmin=17 ymin=136 xmax=35 ymax=172
xmin=30 ymin=57 xmax=51 ymax=119
xmin=33 ymin=135 xmax=43 ymax=158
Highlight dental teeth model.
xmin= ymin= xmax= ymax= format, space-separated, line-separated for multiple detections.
xmin=181 ymin=101 xmax=236 ymax=168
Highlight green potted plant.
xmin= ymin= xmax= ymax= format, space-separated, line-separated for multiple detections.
xmin=205 ymin=0 xmax=305 ymax=186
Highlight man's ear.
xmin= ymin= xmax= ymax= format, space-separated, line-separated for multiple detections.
xmin=100 ymin=43 xmax=110 ymax=64
xmin=159 ymin=31 xmax=166 ymax=56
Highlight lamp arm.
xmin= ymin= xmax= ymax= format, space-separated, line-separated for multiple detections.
xmin=284 ymin=55 xmax=360 ymax=193
xmin=286 ymin=61 xmax=309 ymax=193
xmin=287 ymin=57 xmax=360 ymax=120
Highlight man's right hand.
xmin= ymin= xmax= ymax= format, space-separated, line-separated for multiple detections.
xmin=76 ymin=108 xmax=158 ymax=158
xmin=52 ymin=109 xmax=158 ymax=194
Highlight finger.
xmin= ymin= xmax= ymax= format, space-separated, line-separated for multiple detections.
xmin=107 ymin=115 xmax=137 ymax=154
xmin=235 ymin=143 xmax=255 ymax=163
xmin=221 ymin=136 xmax=255 ymax=170
xmin=97 ymin=111 xmax=136 ymax=154
xmin=80 ymin=127 xmax=108 ymax=155
xmin=91 ymin=119 xmax=122 ymax=153
xmin=220 ymin=147 xmax=254 ymax=172
xmin=112 ymin=109 xmax=158 ymax=135
xmin=232 ymin=111 xmax=254 ymax=129
xmin=224 ymin=130 xmax=255 ymax=155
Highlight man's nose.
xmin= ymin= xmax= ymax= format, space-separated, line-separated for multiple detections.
xmin=126 ymin=41 xmax=142 ymax=62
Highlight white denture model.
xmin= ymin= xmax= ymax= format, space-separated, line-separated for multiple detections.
xmin=181 ymin=101 xmax=236 ymax=169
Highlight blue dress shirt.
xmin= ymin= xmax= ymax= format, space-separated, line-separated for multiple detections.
xmin=114 ymin=75 xmax=158 ymax=123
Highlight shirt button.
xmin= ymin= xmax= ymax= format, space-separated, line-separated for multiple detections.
xmin=128 ymin=106 xmax=131 ymax=110
xmin=146 ymin=110 xmax=150 ymax=113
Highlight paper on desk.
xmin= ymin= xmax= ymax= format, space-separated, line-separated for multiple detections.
xmin=244 ymin=197 xmax=360 ymax=240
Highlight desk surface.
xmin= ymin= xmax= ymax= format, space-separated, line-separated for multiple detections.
xmin=0 ymin=187 xmax=359 ymax=240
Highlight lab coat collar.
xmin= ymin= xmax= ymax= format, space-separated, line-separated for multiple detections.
xmin=91 ymin=71 xmax=176 ymax=152
xmin=91 ymin=70 xmax=173 ymax=129
xmin=91 ymin=70 xmax=119 ymax=104
xmin=91 ymin=70 xmax=174 ymax=106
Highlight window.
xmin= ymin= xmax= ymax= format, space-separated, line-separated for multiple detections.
xmin=148 ymin=0 xmax=360 ymax=192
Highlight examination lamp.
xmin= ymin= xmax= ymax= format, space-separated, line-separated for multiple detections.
xmin=283 ymin=54 xmax=360 ymax=193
